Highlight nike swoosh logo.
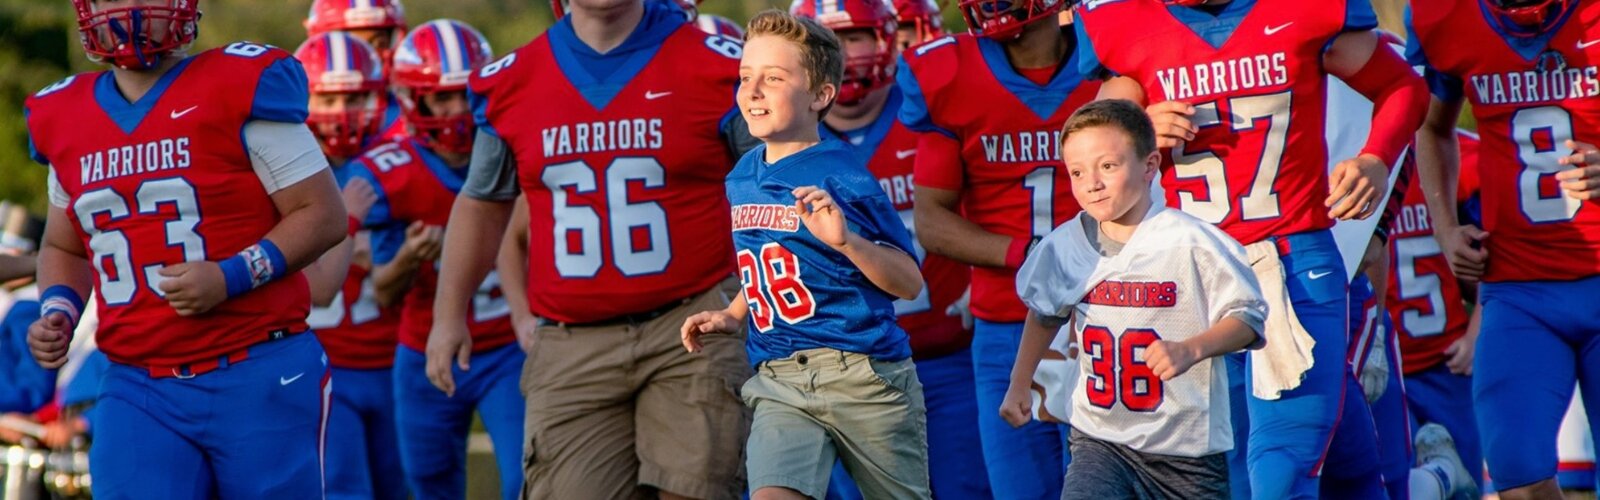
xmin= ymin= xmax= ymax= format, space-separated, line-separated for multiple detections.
xmin=1264 ymin=22 xmax=1294 ymax=36
xmin=895 ymin=149 xmax=916 ymax=160
xmin=170 ymin=105 xmax=198 ymax=119
xmin=644 ymin=91 xmax=672 ymax=100
xmin=1580 ymin=39 xmax=1600 ymax=50
xmin=1308 ymin=270 xmax=1332 ymax=280
xmin=280 ymin=373 xmax=304 ymax=386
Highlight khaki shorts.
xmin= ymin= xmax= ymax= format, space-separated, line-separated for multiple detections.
xmin=743 ymin=348 xmax=931 ymax=499
xmin=520 ymin=281 xmax=752 ymax=500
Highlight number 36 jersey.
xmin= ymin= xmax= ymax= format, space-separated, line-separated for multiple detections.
xmin=470 ymin=20 xmax=742 ymax=324
xmin=1017 ymin=207 xmax=1267 ymax=457
xmin=24 ymin=44 xmax=314 ymax=368
xmin=1408 ymin=0 xmax=1600 ymax=282
xmin=1076 ymin=0 xmax=1378 ymax=246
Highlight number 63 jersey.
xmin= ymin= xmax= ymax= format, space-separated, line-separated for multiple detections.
xmin=1408 ymin=0 xmax=1600 ymax=282
xmin=24 ymin=45 xmax=314 ymax=368
xmin=1017 ymin=207 xmax=1267 ymax=458
xmin=470 ymin=22 xmax=743 ymax=324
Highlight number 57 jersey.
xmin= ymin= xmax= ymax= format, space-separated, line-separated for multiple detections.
xmin=24 ymin=45 xmax=314 ymax=368
xmin=470 ymin=23 xmax=743 ymax=324
xmin=1408 ymin=0 xmax=1600 ymax=282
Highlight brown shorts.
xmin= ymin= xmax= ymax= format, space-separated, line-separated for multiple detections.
xmin=520 ymin=280 xmax=752 ymax=500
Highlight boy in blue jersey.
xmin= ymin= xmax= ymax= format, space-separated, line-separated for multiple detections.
xmin=680 ymin=10 xmax=931 ymax=500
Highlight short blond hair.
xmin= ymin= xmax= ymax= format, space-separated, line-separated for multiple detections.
xmin=745 ymin=9 xmax=844 ymax=117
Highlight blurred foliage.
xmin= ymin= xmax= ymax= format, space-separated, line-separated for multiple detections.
xmin=0 ymin=0 xmax=1457 ymax=215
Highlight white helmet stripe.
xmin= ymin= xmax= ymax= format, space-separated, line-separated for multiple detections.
xmin=435 ymin=20 xmax=465 ymax=74
xmin=330 ymin=32 xmax=350 ymax=72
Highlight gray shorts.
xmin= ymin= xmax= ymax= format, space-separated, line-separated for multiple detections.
xmin=1061 ymin=428 xmax=1229 ymax=500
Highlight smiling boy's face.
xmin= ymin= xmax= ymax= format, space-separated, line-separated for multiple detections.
xmin=738 ymin=34 xmax=832 ymax=142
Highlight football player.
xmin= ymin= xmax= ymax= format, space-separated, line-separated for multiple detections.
xmin=428 ymin=0 xmax=760 ymax=497
xmin=24 ymin=0 xmax=347 ymax=497
xmin=893 ymin=0 xmax=945 ymax=50
xmin=350 ymin=19 xmax=525 ymax=500
xmin=896 ymin=0 xmax=1100 ymax=494
xmin=305 ymin=0 xmax=410 ymax=142
xmin=1409 ymin=0 xmax=1600 ymax=498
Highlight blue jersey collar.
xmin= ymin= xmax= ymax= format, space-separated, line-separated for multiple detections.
xmin=1167 ymin=0 xmax=1257 ymax=51
xmin=94 ymin=57 xmax=196 ymax=135
xmin=1479 ymin=0 xmax=1579 ymax=62
xmin=548 ymin=1 xmax=684 ymax=110
xmin=977 ymin=34 xmax=1087 ymax=121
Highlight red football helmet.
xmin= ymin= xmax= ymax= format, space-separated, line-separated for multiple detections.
xmin=791 ymin=0 xmax=898 ymax=106
xmin=392 ymin=19 xmax=494 ymax=155
xmin=295 ymin=32 xmax=387 ymax=160
xmin=694 ymin=14 xmax=745 ymax=38
xmin=959 ymin=0 xmax=1062 ymax=40
xmin=1484 ymin=0 xmax=1570 ymax=37
xmin=553 ymin=0 xmax=699 ymax=20
xmin=71 ymin=0 xmax=200 ymax=70
xmin=304 ymin=0 xmax=408 ymax=63
xmin=894 ymin=0 xmax=945 ymax=45
xmin=1162 ymin=0 xmax=1207 ymax=6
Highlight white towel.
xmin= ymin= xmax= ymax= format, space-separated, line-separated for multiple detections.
xmin=1245 ymin=240 xmax=1317 ymax=400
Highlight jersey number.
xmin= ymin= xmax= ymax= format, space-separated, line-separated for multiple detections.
xmin=1172 ymin=91 xmax=1290 ymax=224
xmin=1392 ymin=236 xmax=1447 ymax=337
xmin=74 ymin=178 xmax=207 ymax=305
xmin=1511 ymin=106 xmax=1583 ymax=223
xmin=307 ymin=276 xmax=382 ymax=329
xmin=541 ymin=158 xmax=671 ymax=278
xmin=1022 ymin=167 xmax=1056 ymax=238
xmin=1081 ymin=325 xmax=1163 ymax=412
xmin=737 ymin=243 xmax=817 ymax=333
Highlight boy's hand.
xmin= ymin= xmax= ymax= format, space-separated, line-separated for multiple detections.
xmin=793 ymin=186 xmax=849 ymax=249
xmin=681 ymin=310 xmax=741 ymax=353
xmin=1145 ymin=339 xmax=1201 ymax=381
xmin=999 ymin=384 xmax=1034 ymax=428
xmin=1146 ymin=101 xmax=1197 ymax=149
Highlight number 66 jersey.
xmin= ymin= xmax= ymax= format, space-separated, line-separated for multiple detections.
xmin=1408 ymin=0 xmax=1600 ymax=282
xmin=24 ymin=44 xmax=315 ymax=368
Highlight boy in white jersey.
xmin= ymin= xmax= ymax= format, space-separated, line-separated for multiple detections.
xmin=1000 ymin=99 xmax=1267 ymax=499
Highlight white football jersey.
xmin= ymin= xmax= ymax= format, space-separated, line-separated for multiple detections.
xmin=1017 ymin=206 xmax=1267 ymax=457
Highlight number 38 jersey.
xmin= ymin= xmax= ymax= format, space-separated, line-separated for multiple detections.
xmin=1408 ymin=0 xmax=1600 ymax=282
xmin=1076 ymin=0 xmax=1378 ymax=246
xmin=24 ymin=44 xmax=314 ymax=368
xmin=1017 ymin=207 xmax=1267 ymax=457
xmin=727 ymin=141 xmax=918 ymax=367
xmin=470 ymin=16 xmax=742 ymax=324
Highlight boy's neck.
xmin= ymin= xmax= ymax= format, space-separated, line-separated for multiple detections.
xmin=1100 ymin=197 xmax=1153 ymax=244
xmin=1001 ymin=18 xmax=1067 ymax=70
xmin=110 ymin=55 xmax=186 ymax=103
xmin=763 ymin=128 xmax=823 ymax=164
xmin=571 ymin=1 xmax=645 ymax=54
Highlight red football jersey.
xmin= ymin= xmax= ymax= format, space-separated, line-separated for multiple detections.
xmin=1458 ymin=130 xmax=1481 ymax=203
xmin=1078 ymin=0 xmax=1366 ymax=246
xmin=838 ymin=92 xmax=973 ymax=359
xmin=1387 ymin=146 xmax=1471 ymax=375
xmin=899 ymin=34 xmax=1098 ymax=323
xmin=357 ymin=139 xmax=514 ymax=353
xmin=308 ymin=264 xmax=400 ymax=369
xmin=1409 ymin=0 xmax=1600 ymax=282
xmin=24 ymin=45 xmax=312 ymax=368
xmin=471 ymin=25 xmax=741 ymax=324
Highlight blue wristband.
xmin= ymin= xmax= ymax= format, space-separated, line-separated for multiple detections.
xmin=39 ymin=285 xmax=85 ymax=329
xmin=219 ymin=240 xmax=288 ymax=298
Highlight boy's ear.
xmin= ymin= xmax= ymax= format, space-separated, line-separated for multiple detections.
xmin=811 ymin=82 xmax=838 ymax=112
xmin=1143 ymin=150 xmax=1162 ymax=182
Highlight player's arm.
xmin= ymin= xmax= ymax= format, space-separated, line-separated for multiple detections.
xmin=27 ymin=187 xmax=92 ymax=369
xmin=498 ymin=195 xmax=537 ymax=352
xmin=681 ymin=290 xmax=749 ymax=353
xmin=299 ymin=177 xmax=378 ymax=307
xmin=1146 ymin=316 xmax=1258 ymax=381
xmin=999 ymin=311 xmax=1068 ymax=427
xmin=1416 ymin=97 xmax=1486 ymax=281
xmin=1324 ymin=29 xmax=1429 ymax=220
xmin=794 ymin=186 xmax=924 ymax=300
xmin=427 ymin=129 xmax=517 ymax=396
xmin=911 ymin=134 xmax=1013 ymax=268
xmin=371 ymin=221 xmax=444 ymax=308
xmin=1147 ymin=243 xmax=1268 ymax=380
xmin=0 ymin=255 xmax=35 ymax=283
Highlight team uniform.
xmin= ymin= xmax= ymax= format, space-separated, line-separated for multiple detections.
xmin=826 ymin=88 xmax=990 ymax=499
xmin=466 ymin=3 xmax=753 ymax=498
xmin=1076 ymin=0 xmax=1392 ymax=497
xmin=1016 ymin=206 xmax=1267 ymax=500
xmin=729 ymin=140 xmax=930 ymax=499
xmin=0 ymin=290 xmax=54 ymax=413
xmin=1408 ymin=0 xmax=1600 ymax=489
xmin=897 ymin=32 xmax=1098 ymax=498
xmin=25 ymin=45 xmax=330 ymax=498
xmin=353 ymin=138 xmax=524 ymax=500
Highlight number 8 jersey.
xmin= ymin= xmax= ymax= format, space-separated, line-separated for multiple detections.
xmin=24 ymin=45 xmax=315 ymax=368
xmin=727 ymin=141 xmax=918 ymax=366
xmin=1408 ymin=0 xmax=1600 ymax=282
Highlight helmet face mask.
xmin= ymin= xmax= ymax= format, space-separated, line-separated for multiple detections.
xmin=296 ymin=32 xmax=388 ymax=160
xmin=73 ymin=0 xmax=201 ymax=70
xmin=1484 ymin=0 xmax=1567 ymax=37
xmin=391 ymin=19 xmax=493 ymax=155
xmin=958 ymin=0 xmax=1060 ymax=40
xmin=308 ymin=93 xmax=383 ymax=159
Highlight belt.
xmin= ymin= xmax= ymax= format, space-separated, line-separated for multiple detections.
xmin=147 ymin=328 xmax=305 ymax=379
xmin=537 ymin=298 xmax=691 ymax=329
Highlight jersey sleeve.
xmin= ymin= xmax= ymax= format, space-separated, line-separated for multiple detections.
xmin=913 ymin=132 xmax=964 ymax=191
xmin=895 ymin=58 xmax=955 ymax=138
xmin=1404 ymin=7 xmax=1465 ymax=101
xmin=243 ymin=121 xmax=329 ymax=195
xmin=1015 ymin=230 xmax=1084 ymax=322
xmin=351 ymin=163 xmax=404 ymax=265
xmin=1194 ymin=238 xmax=1268 ymax=340
xmin=47 ymin=169 xmax=69 ymax=209
xmin=1341 ymin=0 xmax=1379 ymax=32
xmin=249 ymin=56 xmax=311 ymax=123
xmin=23 ymin=106 xmax=46 ymax=166
xmin=1072 ymin=16 xmax=1113 ymax=79
xmin=469 ymin=87 xmax=500 ymax=139
xmin=461 ymin=130 xmax=521 ymax=202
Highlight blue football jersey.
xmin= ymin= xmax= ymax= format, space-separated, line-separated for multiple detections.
xmin=727 ymin=140 xmax=917 ymax=366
